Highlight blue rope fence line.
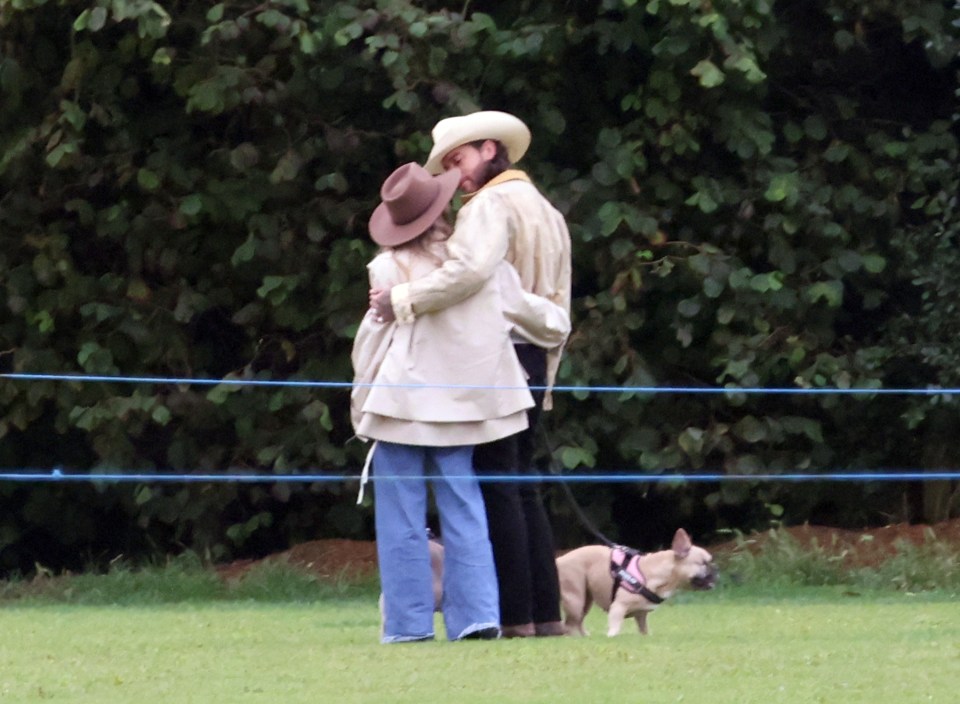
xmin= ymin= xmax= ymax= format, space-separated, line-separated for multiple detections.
xmin=2 ymin=469 xmax=960 ymax=484
xmin=3 ymin=371 xmax=960 ymax=395
xmin=3 ymin=372 xmax=959 ymax=485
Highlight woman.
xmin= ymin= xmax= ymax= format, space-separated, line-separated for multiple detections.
xmin=351 ymin=162 xmax=569 ymax=643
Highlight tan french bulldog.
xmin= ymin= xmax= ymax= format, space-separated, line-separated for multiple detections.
xmin=556 ymin=528 xmax=717 ymax=637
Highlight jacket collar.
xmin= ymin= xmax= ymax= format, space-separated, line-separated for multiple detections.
xmin=461 ymin=169 xmax=531 ymax=204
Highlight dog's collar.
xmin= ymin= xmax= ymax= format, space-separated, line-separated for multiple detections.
xmin=610 ymin=545 xmax=664 ymax=605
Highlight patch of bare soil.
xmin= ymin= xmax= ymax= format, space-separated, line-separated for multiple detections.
xmin=216 ymin=518 xmax=960 ymax=580
xmin=216 ymin=539 xmax=379 ymax=582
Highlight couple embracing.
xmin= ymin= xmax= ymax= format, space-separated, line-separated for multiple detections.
xmin=350 ymin=111 xmax=573 ymax=643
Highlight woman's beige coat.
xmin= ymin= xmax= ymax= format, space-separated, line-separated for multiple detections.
xmin=351 ymin=238 xmax=569 ymax=447
xmin=389 ymin=171 xmax=572 ymax=409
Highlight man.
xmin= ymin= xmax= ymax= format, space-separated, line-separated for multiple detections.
xmin=370 ymin=110 xmax=572 ymax=638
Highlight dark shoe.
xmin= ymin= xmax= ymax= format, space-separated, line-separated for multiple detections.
xmin=500 ymin=622 xmax=536 ymax=638
xmin=534 ymin=621 xmax=567 ymax=637
xmin=459 ymin=626 xmax=500 ymax=641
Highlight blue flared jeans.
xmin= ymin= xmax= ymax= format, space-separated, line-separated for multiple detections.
xmin=373 ymin=441 xmax=500 ymax=643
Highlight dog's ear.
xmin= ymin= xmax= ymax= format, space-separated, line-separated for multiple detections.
xmin=672 ymin=528 xmax=692 ymax=559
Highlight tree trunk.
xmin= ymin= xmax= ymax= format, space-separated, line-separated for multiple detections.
xmin=920 ymin=409 xmax=960 ymax=523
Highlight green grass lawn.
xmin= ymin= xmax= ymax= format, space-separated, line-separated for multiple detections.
xmin=3 ymin=589 xmax=957 ymax=704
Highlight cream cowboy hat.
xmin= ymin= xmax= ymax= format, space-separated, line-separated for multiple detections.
xmin=368 ymin=162 xmax=461 ymax=246
xmin=424 ymin=110 xmax=531 ymax=175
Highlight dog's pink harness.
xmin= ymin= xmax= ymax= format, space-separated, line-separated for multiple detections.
xmin=610 ymin=546 xmax=664 ymax=605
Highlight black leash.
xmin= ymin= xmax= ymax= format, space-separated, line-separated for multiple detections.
xmin=537 ymin=420 xmax=666 ymax=604
xmin=537 ymin=421 xmax=616 ymax=548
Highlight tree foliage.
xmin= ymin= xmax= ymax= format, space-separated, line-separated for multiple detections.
xmin=1 ymin=0 xmax=958 ymax=573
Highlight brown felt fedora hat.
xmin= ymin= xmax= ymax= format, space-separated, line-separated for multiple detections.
xmin=368 ymin=162 xmax=461 ymax=246
xmin=424 ymin=110 xmax=531 ymax=175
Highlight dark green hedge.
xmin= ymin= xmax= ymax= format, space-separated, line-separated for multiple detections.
xmin=1 ymin=0 xmax=958 ymax=574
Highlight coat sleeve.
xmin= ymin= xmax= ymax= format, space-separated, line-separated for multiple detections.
xmin=496 ymin=262 xmax=570 ymax=350
xmin=390 ymin=193 xmax=509 ymax=323
xmin=350 ymin=256 xmax=400 ymax=432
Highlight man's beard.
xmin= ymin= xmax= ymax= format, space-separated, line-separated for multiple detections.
xmin=471 ymin=159 xmax=503 ymax=191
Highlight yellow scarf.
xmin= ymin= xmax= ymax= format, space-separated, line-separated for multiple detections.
xmin=460 ymin=169 xmax=531 ymax=204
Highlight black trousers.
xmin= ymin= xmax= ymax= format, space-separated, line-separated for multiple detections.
xmin=473 ymin=344 xmax=562 ymax=626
